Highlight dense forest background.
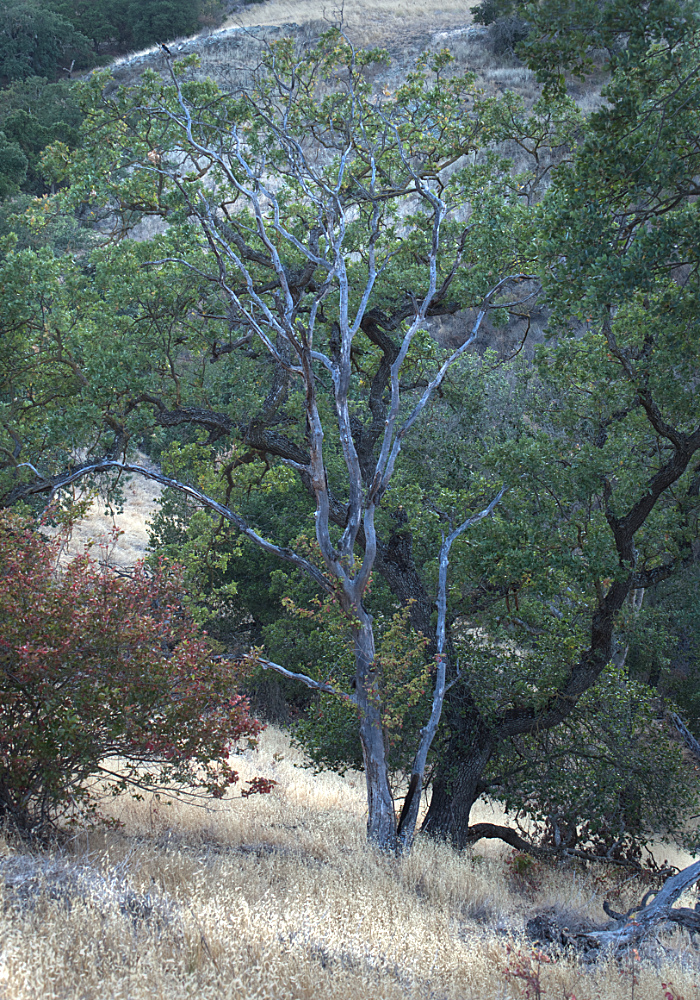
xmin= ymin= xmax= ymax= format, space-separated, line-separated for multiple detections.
xmin=0 ymin=0 xmax=238 ymax=203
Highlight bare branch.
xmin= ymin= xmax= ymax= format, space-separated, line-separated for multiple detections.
xmin=251 ymin=654 xmax=357 ymax=704
xmin=396 ymin=486 xmax=507 ymax=851
xmin=9 ymin=459 xmax=333 ymax=594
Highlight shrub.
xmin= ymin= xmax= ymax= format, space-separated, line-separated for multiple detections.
xmin=0 ymin=512 xmax=270 ymax=837
xmin=470 ymin=0 xmax=530 ymax=55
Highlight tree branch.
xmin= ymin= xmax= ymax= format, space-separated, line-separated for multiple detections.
xmin=5 ymin=460 xmax=333 ymax=594
xmin=249 ymin=654 xmax=358 ymax=704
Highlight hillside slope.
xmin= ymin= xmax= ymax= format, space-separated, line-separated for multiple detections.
xmin=2 ymin=726 xmax=698 ymax=1000
xmin=224 ymin=0 xmax=476 ymax=48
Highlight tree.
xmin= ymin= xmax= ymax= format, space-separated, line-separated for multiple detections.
xmin=45 ymin=0 xmax=224 ymax=54
xmin=4 ymin=23 xmax=698 ymax=855
xmin=0 ymin=511 xmax=269 ymax=837
xmin=0 ymin=132 xmax=28 ymax=198
xmin=627 ymin=563 xmax=700 ymax=737
xmin=485 ymin=665 xmax=695 ymax=858
xmin=4 ymin=35 xmax=551 ymax=852
xmin=470 ymin=0 xmax=531 ymax=56
xmin=416 ymin=0 xmax=700 ymax=844
xmin=0 ymin=77 xmax=82 ymax=197
xmin=0 ymin=0 xmax=92 ymax=84
xmin=519 ymin=0 xmax=697 ymax=92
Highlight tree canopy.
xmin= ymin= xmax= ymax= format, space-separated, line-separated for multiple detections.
xmin=0 ymin=3 xmax=699 ymax=855
xmin=0 ymin=0 xmax=92 ymax=84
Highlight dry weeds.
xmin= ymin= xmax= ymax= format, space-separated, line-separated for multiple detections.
xmin=1 ymin=727 xmax=699 ymax=999
xmin=225 ymin=0 xmax=475 ymax=49
xmin=43 ymin=454 xmax=162 ymax=569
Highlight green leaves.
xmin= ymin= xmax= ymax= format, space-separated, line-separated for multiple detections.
xmin=0 ymin=131 xmax=27 ymax=198
xmin=0 ymin=76 xmax=82 ymax=197
xmin=491 ymin=663 xmax=696 ymax=851
xmin=0 ymin=0 xmax=92 ymax=84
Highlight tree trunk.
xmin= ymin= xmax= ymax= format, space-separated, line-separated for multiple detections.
xmin=422 ymin=713 xmax=494 ymax=847
xmin=354 ymin=615 xmax=396 ymax=849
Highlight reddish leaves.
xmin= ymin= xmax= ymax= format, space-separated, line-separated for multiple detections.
xmin=0 ymin=512 xmax=270 ymax=836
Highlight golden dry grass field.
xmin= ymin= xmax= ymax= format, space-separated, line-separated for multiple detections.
xmin=225 ymin=0 xmax=476 ymax=49
xmin=1 ymin=727 xmax=700 ymax=1000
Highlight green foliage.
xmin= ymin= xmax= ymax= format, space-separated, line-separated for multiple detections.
xmin=472 ymin=0 xmax=528 ymax=22
xmin=0 ymin=132 xmax=27 ymax=198
xmin=0 ymin=77 xmax=82 ymax=196
xmin=0 ymin=511 xmax=269 ymax=837
xmin=628 ymin=565 xmax=700 ymax=735
xmin=471 ymin=0 xmax=531 ymax=54
xmin=0 ymin=193 xmax=90 ymax=251
xmin=520 ymin=0 xmax=700 ymax=92
xmin=0 ymin=0 xmax=92 ymax=83
xmin=0 ymin=0 xmax=221 ymax=86
xmin=0 ymin=25 xmax=698 ymax=850
xmin=489 ymin=665 xmax=696 ymax=854
xmin=46 ymin=0 xmax=224 ymax=52
xmin=126 ymin=0 xmax=211 ymax=47
xmin=290 ymin=599 xmax=431 ymax=784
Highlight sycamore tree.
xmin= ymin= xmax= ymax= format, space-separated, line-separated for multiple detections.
xmin=0 ymin=33 xmax=567 ymax=852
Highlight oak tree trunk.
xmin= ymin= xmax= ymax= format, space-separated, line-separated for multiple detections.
xmin=422 ymin=711 xmax=494 ymax=848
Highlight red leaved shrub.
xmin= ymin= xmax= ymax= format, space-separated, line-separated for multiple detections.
xmin=0 ymin=512 xmax=270 ymax=837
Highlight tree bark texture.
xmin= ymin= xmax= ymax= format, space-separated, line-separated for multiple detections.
xmin=354 ymin=616 xmax=397 ymax=848
xmin=422 ymin=718 xmax=494 ymax=847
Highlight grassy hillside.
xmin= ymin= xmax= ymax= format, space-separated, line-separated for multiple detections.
xmin=104 ymin=0 xmax=547 ymax=104
xmin=225 ymin=0 xmax=477 ymax=49
xmin=1 ymin=726 xmax=699 ymax=1000
xmin=3 ymin=5 xmax=699 ymax=997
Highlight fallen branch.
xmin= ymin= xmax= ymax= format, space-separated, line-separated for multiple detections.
xmin=669 ymin=711 xmax=700 ymax=766
xmin=577 ymin=857 xmax=700 ymax=951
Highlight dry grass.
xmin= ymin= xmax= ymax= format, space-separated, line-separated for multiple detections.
xmin=225 ymin=0 xmax=475 ymax=49
xmin=2 ymin=727 xmax=699 ymax=1000
xmin=43 ymin=454 xmax=162 ymax=570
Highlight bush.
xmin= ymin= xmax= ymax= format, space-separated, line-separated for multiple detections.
xmin=0 ymin=512 xmax=270 ymax=837
xmin=471 ymin=0 xmax=530 ymax=55
xmin=489 ymin=15 xmax=531 ymax=56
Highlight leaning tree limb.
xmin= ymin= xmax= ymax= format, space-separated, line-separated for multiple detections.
xmin=669 ymin=711 xmax=700 ymax=767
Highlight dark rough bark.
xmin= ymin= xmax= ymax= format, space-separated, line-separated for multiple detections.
xmin=421 ymin=710 xmax=494 ymax=846
xmin=422 ymin=397 xmax=700 ymax=848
